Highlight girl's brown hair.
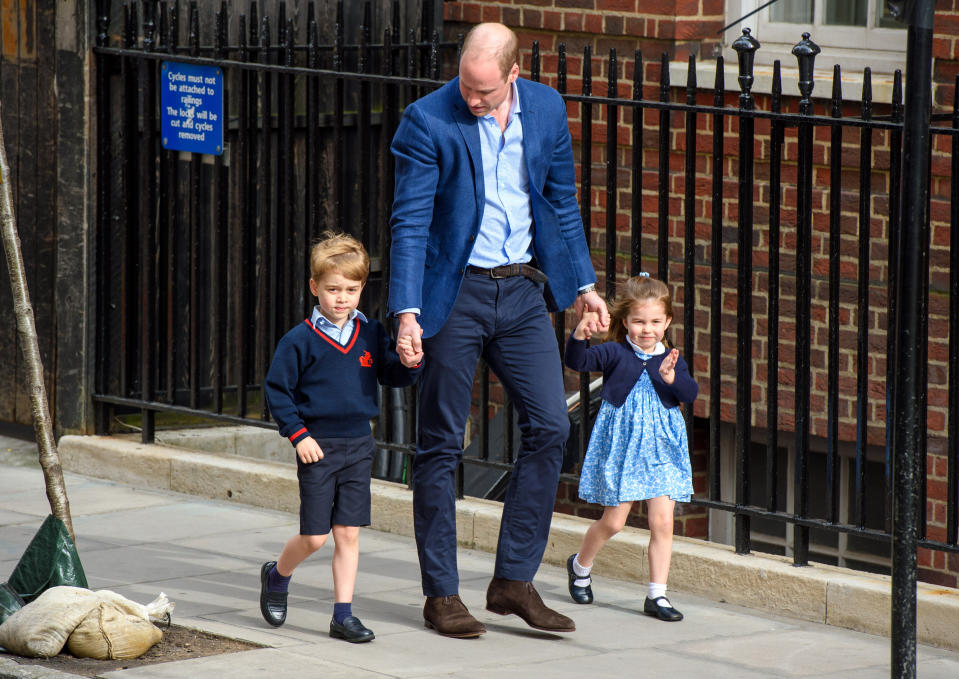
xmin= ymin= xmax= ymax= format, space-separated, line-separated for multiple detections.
xmin=605 ymin=275 xmax=673 ymax=344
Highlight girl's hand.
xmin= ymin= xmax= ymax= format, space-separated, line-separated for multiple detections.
xmin=573 ymin=310 xmax=601 ymax=340
xmin=295 ymin=436 xmax=324 ymax=464
xmin=659 ymin=348 xmax=679 ymax=384
xmin=573 ymin=291 xmax=610 ymax=331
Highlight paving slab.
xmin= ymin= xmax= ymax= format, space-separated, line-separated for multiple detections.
xmin=98 ymin=647 xmax=388 ymax=679
xmin=4 ymin=432 xmax=959 ymax=678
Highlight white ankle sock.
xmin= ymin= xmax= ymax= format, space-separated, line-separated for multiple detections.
xmin=648 ymin=582 xmax=667 ymax=600
xmin=572 ymin=554 xmax=591 ymax=587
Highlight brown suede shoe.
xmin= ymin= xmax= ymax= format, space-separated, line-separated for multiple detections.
xmin=423 ymin=595 xmax=487 ymax=638
xmin=486 ymin=578 xmax=576 ymax=632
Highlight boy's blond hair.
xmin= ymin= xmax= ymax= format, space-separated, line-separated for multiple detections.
xmin=310 ymin=231 xmax=370 ymax=283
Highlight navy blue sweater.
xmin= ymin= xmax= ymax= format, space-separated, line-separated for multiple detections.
xmin=565 ymin=337 xmax=698 ymax=408
xmin=265 ymin=317 xmax=421 ymax=444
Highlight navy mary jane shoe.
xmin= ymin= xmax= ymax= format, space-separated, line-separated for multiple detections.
xmin=643 ymin=595 xmax=683 ymax=621
xmin=566 ymin=554 xmax=593 ymax=605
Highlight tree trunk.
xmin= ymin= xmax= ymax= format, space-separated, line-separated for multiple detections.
xmin=0 ymin=102 xmax=76 ymax=543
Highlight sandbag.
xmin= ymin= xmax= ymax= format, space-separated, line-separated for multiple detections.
xmin=66 ymin=600 xmax=162 ymax=660
xmin=0 ymin=583 xmax=24 ymax=625
xmin=92 ymin=590 xmax=175 ymax=624
xmin=65 ymin=590 xmax=171 ymax=660
xmin=7 ymin=515 xmax=88 ymax=603
xmin=0 ymin=586 xmax=99 ymax=657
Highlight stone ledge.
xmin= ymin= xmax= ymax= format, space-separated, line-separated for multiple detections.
xmin=58 ymin=435 xmax=959 ymax=652
xmin=142 ymin=426 xmax=289 ymax=463
xmin=0 ymin=657 xmax=86 ymax=679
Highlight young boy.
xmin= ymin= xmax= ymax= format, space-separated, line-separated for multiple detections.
xmin=260 ymin=231 xmax=423 ymax=643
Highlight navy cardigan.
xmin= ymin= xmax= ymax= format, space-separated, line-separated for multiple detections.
xmin=565 ymin=337 xmax=698 ymax=408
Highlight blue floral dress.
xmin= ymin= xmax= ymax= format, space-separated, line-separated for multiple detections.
xmin=578 ymin=341 xmax=693 ymax=506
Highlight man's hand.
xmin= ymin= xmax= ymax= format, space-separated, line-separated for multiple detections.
xmin=573 ymin=290 xmax=610 ymax=334
xmin=295 ymin=436 xmax=324 ymax=464
xmin=395 ymin=313 xmax=423 ymax=361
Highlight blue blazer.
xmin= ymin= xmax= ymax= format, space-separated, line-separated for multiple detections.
xmin=565 ymin=337 xmax=699 ymax=408
xmin=388 ymin=77 xmax=597 ymax=338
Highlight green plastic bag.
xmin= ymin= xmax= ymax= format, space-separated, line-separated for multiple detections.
xmin=0 ymin=582 xmax=25 ymax=625
xmin=6 ymin=515 xmax=88 ymax=605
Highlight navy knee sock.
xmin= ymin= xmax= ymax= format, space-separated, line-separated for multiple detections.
xmin=267 ymin=564 xmax=291 ymax=593
xmin=333 ymin=602 xmax=352 ymax=624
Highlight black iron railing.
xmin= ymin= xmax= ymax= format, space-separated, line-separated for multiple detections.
xmin=93 ymin=0 xmax=449 ymax=457
xmin=92 ymin=0 xmax=959 ymax=587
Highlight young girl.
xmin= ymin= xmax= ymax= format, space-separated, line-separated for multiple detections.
xmin=564 ymin=273 xmax=698 ymax=621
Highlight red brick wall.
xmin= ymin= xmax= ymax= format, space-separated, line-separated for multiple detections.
xmin=927 ymin=0 xmax=957 ymax=585
xmin=446 ymin=0 xmax=724 ymax=79
xmin=935 ymin=0 xmax=959 ymax=107
xmin=448 ymin=1 xmax=959 ymax=585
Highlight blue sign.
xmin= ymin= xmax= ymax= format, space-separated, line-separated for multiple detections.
xmin=160 ymin=61 xmax=223 ymax=156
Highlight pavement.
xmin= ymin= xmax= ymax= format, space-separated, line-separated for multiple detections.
xmin=2 ymin=430 xmax=959 ymax=678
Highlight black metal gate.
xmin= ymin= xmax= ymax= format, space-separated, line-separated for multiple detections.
xmin=92 ymin=4 xmax=959 ymax=658
xmin=92 ymin=0 xmax=451 ymax=450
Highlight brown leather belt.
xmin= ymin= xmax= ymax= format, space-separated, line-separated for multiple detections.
xmin=465 ymin=264 xmax=548 ymax=284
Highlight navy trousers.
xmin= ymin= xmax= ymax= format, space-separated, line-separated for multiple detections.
xmin=413 ymin=271 xmax=570 ymax=597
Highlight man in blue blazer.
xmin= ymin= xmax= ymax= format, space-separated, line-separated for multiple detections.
xmin=389 ymin=22 xmax=609 ymax=638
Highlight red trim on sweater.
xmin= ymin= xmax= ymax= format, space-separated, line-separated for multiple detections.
xmin=302 ymin=318 xmax=360 ymax=354
xmin=289 ymin=427 xmax=308 ymax=442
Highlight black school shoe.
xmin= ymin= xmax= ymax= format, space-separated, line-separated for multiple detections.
xmin=329 ymin=615 xmax=375 ymax=643
xmin=259 ymin=561 xmax=288 ymax=627
xmin=566 ymin=554 xmax=593 ymax=604
xmin=643 ymin=595 xmax=683 ymax=621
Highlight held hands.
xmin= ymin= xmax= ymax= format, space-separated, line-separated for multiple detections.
xmin=397 ymin=334 xmax=424 ymax=368
xmin=295 ymin=436 xmax=324 ymax=464
xmin=395 ymin=313 xmax=424 ymax=367
xmin=659 ymin=348 xmax=679 ymax=385
xmin=573 ymin=290 xmax=610 ymax=334
xmin=573 ymin=311 xmax=602 ymax=340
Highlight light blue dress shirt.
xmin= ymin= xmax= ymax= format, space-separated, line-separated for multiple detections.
xmin=468 ymin=80 xmax=533 ymax=268
xmin=397 ymin=81 xmax=587 ymax=317
xmin=310 ymin=306 xmax=367 ymax=346
xmin=398 ymin=82 xmax=531 ymax=317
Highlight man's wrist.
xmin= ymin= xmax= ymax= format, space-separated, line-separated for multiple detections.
xmin=577 ymin=284 xmax=596 ymax=296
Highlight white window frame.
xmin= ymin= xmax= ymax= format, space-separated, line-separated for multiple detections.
xmin=723 ymin=0 xmax=907 ymax=76
xmin=709 ymin=422 xmax=891 ymax=573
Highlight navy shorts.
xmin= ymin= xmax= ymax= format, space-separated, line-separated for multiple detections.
xmin=296 ymin=434 xmax=376 ymax=535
